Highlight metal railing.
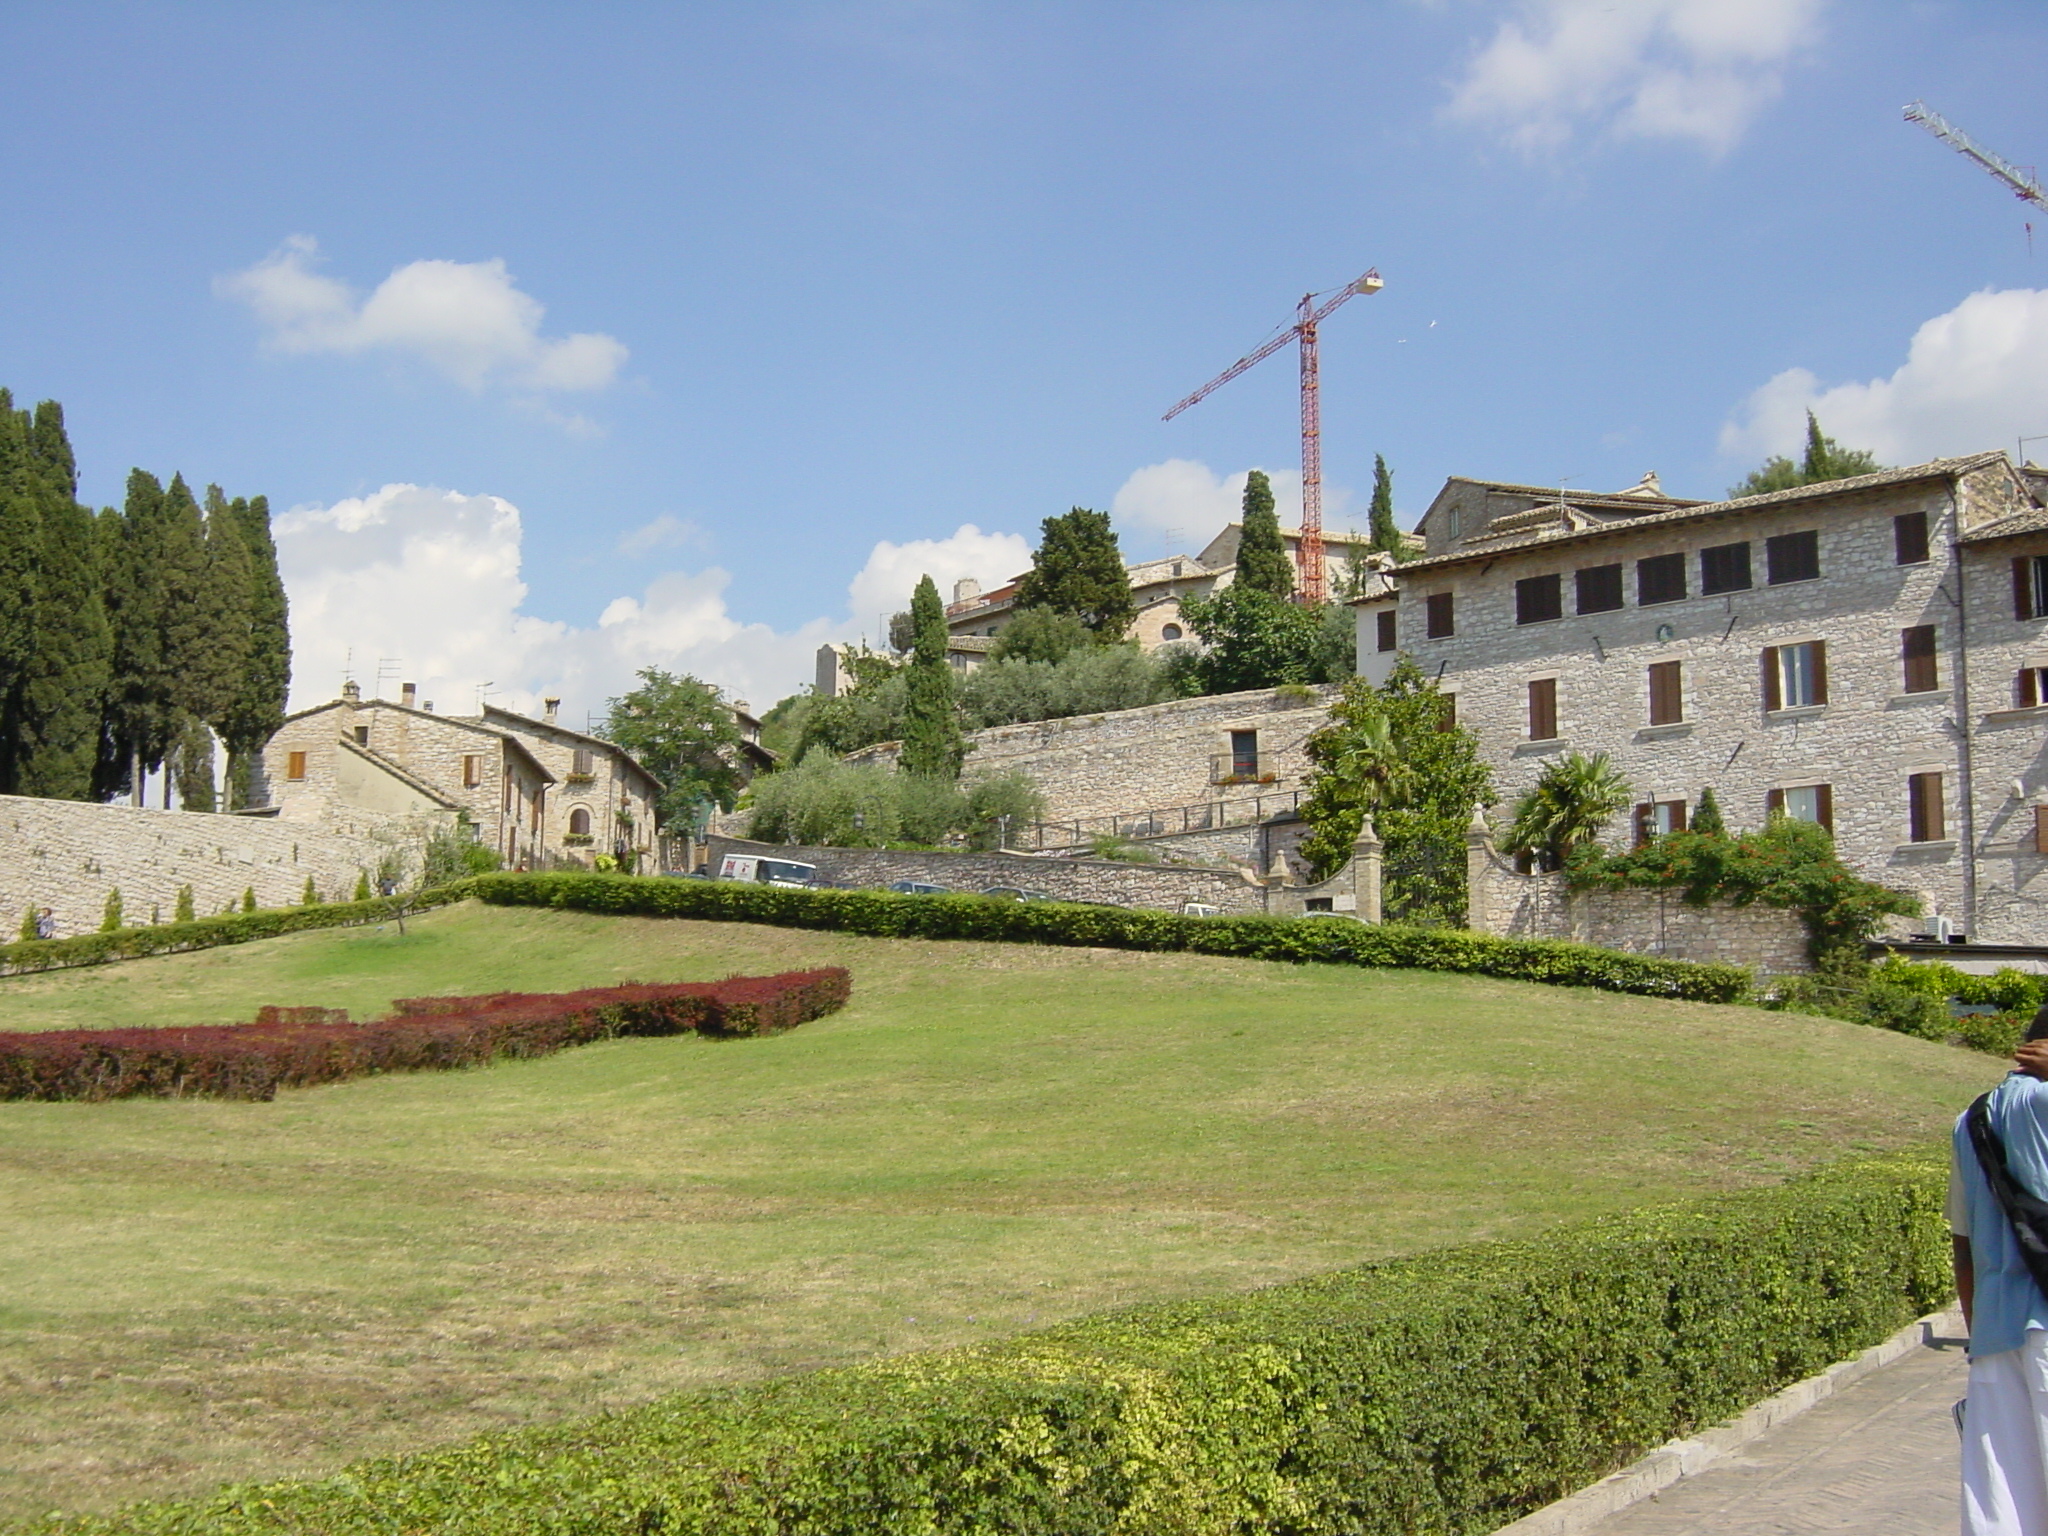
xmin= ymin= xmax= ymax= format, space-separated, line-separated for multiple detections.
xmin=1007 ymin=788 xmax=1305 ymax=853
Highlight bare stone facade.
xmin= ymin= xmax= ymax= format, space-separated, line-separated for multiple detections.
xmin=474 ymin=704 xmax=663 ymax=866
xmin=1364 ymin=454 xmax=2048 ymax=945
xmin=0 ymin=795 xmax=434 ymax=940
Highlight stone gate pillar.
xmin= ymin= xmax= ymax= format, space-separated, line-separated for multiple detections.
xmin=1464 ymin=807 xmax=1496 ymax=935
xmin=1353 ymin=814 xmax=1383 ymax=924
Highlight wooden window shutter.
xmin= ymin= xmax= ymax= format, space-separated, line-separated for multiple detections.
xmin=1761 ymin=647 xmax=1781 ymax=711
xmin=1765 ymin=787 xmax=1785 ymax=817
xmin=1815 ymin=784 xmax=1834 ymax=832
xmin=1527 ymin=678 xmax=1557 ymax=741
xmin=2022 ymin=669 xmax=2041 ymax=709
xmin=1901 ymin=626 xmax=1938 ymax=693
xmin=286 ymin=750 xmax=307 ymax=781
xmin=1811 ymin=641 xmax=1829 ymax=705
xmin=1669 ymin=800 xmax=1688 ymax=833
xmin=2035 ymin=805 xmax=2048 ymax=855
xmin=2019 ymin=557 xmax=2035 ymax=620
xmin=1648 ymin=661 xmax=1682 ymax=725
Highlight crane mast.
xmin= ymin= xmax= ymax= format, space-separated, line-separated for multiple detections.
xmin=1904 ymin=101 xmax=2047 ymax=212
xmin=1164 ymin=268 xmax=1383 ymax=603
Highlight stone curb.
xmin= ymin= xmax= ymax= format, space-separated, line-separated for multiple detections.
xmin=1489 ymin=1305 xmax=1963 ymax=1535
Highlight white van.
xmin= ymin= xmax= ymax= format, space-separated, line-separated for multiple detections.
xmin=716 ymin=854 xmax=819 ymax=889
xmin=1181 ymin=902 xmax=1224 ymax=918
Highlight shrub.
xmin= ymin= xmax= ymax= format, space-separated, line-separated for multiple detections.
xmin=241 ymin=886 xmax=256 ymax=913
xmin=353 ymin=871 xmax=372 ymax=902
xmin=41 ymin=1152 xmax=1946 ymax=1536
xmin=99 ymin=888 xmax=122 ymax=933
xmin=174 ymin=886 xmax=195 ymax=924
xmin=0 ymin=970 xmax=851 ymax=1102
xmin=300 ymin=876 xmax=320 ymax=907
xmin=17 ymin=906 xmax=36 ymax=943
xmin=470 ymin=873 xmax=1753 ymax=1005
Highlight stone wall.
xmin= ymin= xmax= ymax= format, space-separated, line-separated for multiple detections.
xmin=706 ymin=835 xmax=1270 ymax=914
xmin=0 ymin=796 xmax=445 ymax=940
xmin=1463 ymin=820 xmax=1810 ymax=972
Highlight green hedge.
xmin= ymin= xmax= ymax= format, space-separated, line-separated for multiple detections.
xmin=0 ymin=885 xmax=473 ymax=979
xmin=35 ymin=1152 xmax=1948 ymax=1535
xmin=470 ymin=872 xmax=1755 ymax=1003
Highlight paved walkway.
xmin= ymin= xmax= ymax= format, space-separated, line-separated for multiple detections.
xmin=1581 ymin=1322 xmax=1969 ymax=1535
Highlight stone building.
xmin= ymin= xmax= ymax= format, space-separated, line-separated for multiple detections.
xmin=1356 ymin=452 xmax=2048 ymax=943
xmin=474 ymin=702 xmax=669 ymax=865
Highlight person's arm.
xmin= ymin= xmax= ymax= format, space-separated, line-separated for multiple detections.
xmin=1955 ymin=1235 xmax=1975 ymax=1332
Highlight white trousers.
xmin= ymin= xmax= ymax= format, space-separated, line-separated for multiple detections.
xmin=1965 ymin=1330 xmax=2048 ymax=1535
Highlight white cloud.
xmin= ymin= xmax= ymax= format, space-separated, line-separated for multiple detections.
xmin=616 ymin=515 xmax=706 ymax=559
xmin=1445 ymin=0 xmax=1825 ymax=156
xmin=1720 ymin=288 xmax=2048 ymax=467
xmin=219 ymin=236 xmax=627 ymax=394
xmin=845 ymin=524 xmax=1033 ymax=622
xmin=1111 ymin=459 xmax=1354 ymax=546
xmin=275 ymin=488 xmax=1034 ymax=722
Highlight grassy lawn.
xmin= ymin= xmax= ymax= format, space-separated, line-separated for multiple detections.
xmin=0 ymin=901 xmax=1997 ymax=1524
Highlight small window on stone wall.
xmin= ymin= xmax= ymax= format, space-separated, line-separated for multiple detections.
xmin=463 ymin=754 xmax=482 ymax=788
xmin=287 ymin=750 xmax=307 ymax=781
xmin=1161 ymin=623 xmax=1183 ymax=641
xmin=568 ymin=807 xmax=592 ymax=836
xmin=1375 ymin=610 xmax=1396 ymax=652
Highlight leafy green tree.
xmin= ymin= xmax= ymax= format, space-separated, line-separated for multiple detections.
xmin=1730 ymin=412 xmax=1884 ymax=498
xmin=1014 ymin=508 xmax=1134 ymax=639
xmin=174 ymin=885 xmax=195 ymax=923
xmin=1504 ymin=752 xmax=1634 ymax=869
xmin=990 ymin=606 xmax=1092 ymax=665
xmin=601 ymin=667 xmax=747 ymax=823
xmin=899 ymin=574 xmax=965 ymax=779
xmin=794 ymin=672 xmax=907 ymax=762
xmin=886 ymin=610 xmax=916 ymax=654
xmin=961 ymin=643 xmax=1169 ymax=728
xmin=1691 ymin=785 xmax=1726 ymax=837
xmin=747 ymin=756 xmax=908 ymax=847
xmin=1367 ymin=454 xmax=1404 ymax=558
xmin=0 ymin=396 xmax=43 ymax=787
xmin=1176 ymin=584 xmax=1324 ymax=692
xmin=964 ymin=770 xmax=1045 ymax=850
xmin=755 ymin=692 xmax=814 ymax=759
xmin=1233 ymin=470 xmax=1294 ymax=598
xmin=1299 ymin=659 xmax=1495 ymax=924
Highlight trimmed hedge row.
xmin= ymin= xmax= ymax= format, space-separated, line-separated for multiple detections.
xmin=0 ymin=970 xmax=851 ymax=1102
xmin=0 ymin=885 xmax=476 ymax=979
xmin=472 ymin=871 xmax=1756 ymax=1003
xmin=37 ymin=1152 xmax=1948 ymax=1535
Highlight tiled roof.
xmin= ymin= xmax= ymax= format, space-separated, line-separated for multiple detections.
xmin=335 ymin=736 xmax=463 ymax=809
xmin=1961 ymin=507 xmax=2048 ymax=544
xmin=1399 ymin=453 xmax=2015 ymax=573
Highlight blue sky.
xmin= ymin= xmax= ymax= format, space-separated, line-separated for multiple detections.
xmin=1 ymin=1 xmax=2043 ymax=718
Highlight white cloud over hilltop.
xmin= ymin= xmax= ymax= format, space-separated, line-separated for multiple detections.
xmin=1113 ymin=459 xmax=1362 ymax=548
xmin=275 ymin=486 xmax=1030 ymax=721
xmin=1720 ymin=288 xmax=2048 ymax=467
xmin=1446 ymin=0 xmax=1825 ymax=156
xmin=219 ymin=237 xmax=628 ymax=394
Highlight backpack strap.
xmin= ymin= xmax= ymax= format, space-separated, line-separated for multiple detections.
xmin=1968 ymin=1089 xmax=2048 ymax=1301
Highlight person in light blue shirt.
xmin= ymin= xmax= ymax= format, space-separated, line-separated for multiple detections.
xmin=1952 ymin=1011 xmax=2048 ymax=1535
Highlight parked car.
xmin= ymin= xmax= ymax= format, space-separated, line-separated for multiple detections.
xmin=1180 ymin=902 xmax=1224 ymax=918
xmin=886 ymin=880 xmax=951 ymax=895
xmin=715 ymin=854 xmax=819 ymax=889
xmin=979 ymin=885 xmax=1054 ymax=903
xmin=1299 ymin=909 xmax=1364 ymax=922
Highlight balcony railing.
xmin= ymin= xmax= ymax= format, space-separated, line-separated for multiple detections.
xmin=1209 ymin=752 xmax=1276 ymax=786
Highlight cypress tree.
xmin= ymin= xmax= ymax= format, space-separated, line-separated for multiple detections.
xmin=218 ymin=494 xmax=289 ymax=809
xmin=1013 ymin=508 xmax=1134 ymax=639
xmin=170 ymin=716 xmax=217 ymax=812
xmin=103 ymin=471 xmax=174 ymax=802
xmin=1233 ymin=469 xmax=1294 ymax=598
xmin=899 ymin=574 xmax=965 ymax=780
xmin=158 ymin=475 xmax=230 ymax=805
xmin=15 ymin=402 xmax=112 ymax=800
xmin=1367 ymin=454 xmax=1402 ymax=557
xmin=0 ymin=396 xmax=43 ymax=789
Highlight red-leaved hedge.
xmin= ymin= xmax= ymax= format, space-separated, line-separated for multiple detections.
xmin=0 ymin=969 xmax=851 ymax=1103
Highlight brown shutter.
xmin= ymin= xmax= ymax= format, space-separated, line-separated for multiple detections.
xmin=1761 ymin=647 xmax=1781 ymax=711
xmin=1901 ymin=626 xmax=1938 ymax=693
xmin=1648 ymin=661 xmax=1682 ymax=725
xmin=1811 ymin=641 xmax=1829 ymax=705
xmin=1669 ymin=800 xmax=1688 ymax=833
xmin=1766 ymin=787 xmax=1784 ymax=818
xmin=1633 ymin=804 xmax=1652 ymax=846
xmin=2020 ymin=558 xmax=2035 ymax=620
xmin=2036 ymin=805 xmax=2048 ymax=855
xmin=2022 ymin=669 xmax=2041 ymax=709
xmin=1815 ymin=784 xmax=1833 ymax=832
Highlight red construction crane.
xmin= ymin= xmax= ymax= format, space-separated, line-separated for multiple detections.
xmin=1164 ymin=268 xmax=1384 ymax=603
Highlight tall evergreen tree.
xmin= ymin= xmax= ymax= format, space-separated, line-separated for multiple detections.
xmin=1013 ymin=508 xmax=1134 ymax=639
xmin=1367 ymin=454 xmax=1402 ymax=557
xmin=103 ymin=470 xmax=172 ymax=802
xmin=14 ymin=402 xmax=111 ymax=798
xmin=899 ymin=574 xmax=965 ymax=780
xmin=217 ymin=493 xmax=290 ymax=808
xmin=0 ymin=395 xmax=42 ymax=784
xmin=1729 ymin=412 xmax=1884 ymax=498
xmin=1233 ymin=469 xmax=1294 ymax=598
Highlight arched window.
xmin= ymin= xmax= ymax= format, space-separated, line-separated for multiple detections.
xmin=568 ymin=806 xmax=592 ymax=836
xmin=1161 ymin=623 xmax=1183 ymax=641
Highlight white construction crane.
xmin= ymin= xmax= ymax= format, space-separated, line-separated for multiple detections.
xmin=1904 ymin=101 xmax=2046 ymax=212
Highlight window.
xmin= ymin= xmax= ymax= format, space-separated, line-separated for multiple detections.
xmin=1161 ymin=623 xmax=1183 ymax=642
xmin=1895 ymin=511 xmax=1930 ymax=566
xmin=568 ymin=807 xmax=592 ymax=836
xmin=1633 ymin=800 xmax=1687 ymax=844
xmin=1527 ymin=678 xmax=1558 ymax=741
xmin=2014 ymin=556 xmax=2048 ymax=620
xmin=353 ymin=725 xmax=369 ymax=745
xmin=1515 ymin=573 xmax=1563 ymax=625
xmin=1576 ymin=563 xmax=1624 ymax=615
xmin=1437 ymin=693 xmax=1457 ymax=731
xmin=1908 ymin=772 xmax=1946 ymax=843
xmin=1767 ymin=784 xmax=1834 ymax=831
xmin=1230 ymin=730 xmax=1259 ymax=777
xmin=2017 ymin=668 xmax=2048 ymax=708
xmin=2036 ymin=805 xmax=2048 ymax=856
xmin=286 ymin=750 xmax=307 ymax=781
xmin=1901 ymin=626 xmax=1939 ymax=693
xmin=1374 ymin=610 xmax=1396 ymax=652
xmin=1766 ymin=530 xmax=1821 ymax=584
xmin=1647 ymin=661 xmax=1683 ymax=725
xmin=570 ymin=747 xmax=595 ymax=776
xmin=1699 ymin=542 xmax=1752 ymax=595
xmin=462 ymin=754 xmax=482 ymax=788
xmin=1425 ymin=592 xmax=1455 ymax=638
xmin=1637 ymin=552 xmax=1686 ymax=606
xmin=1762 ymin=641 xmax=1828 ymax=710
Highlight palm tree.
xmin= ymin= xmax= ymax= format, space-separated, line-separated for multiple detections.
xmin=1504 ymin=751 xmax=1633 ymax=868
xmin=1329 ymin=708 xmax=1411 ymax=816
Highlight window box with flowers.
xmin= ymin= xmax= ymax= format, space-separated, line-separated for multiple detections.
xmin=563 ymin=833 xmax=595 ymax=847
xmin=563 ymin=773 xmax=597 ymax=787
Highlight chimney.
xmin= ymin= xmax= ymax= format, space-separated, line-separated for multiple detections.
xmin=341 ymin=680 xmax=361 ymax=704
xmin=423 ymin=701 xmax=434 ymax=713
xmin=401 ymin=681 xmax=417 ymax=709
xmin=543 ymin=697 xmax=560 ymax=724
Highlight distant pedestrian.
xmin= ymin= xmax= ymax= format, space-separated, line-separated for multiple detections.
xmin=33 ymin=908 xmax=54 ymax=941
xmin=1953 ymin=1007 xmax=2048 ymax=1534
